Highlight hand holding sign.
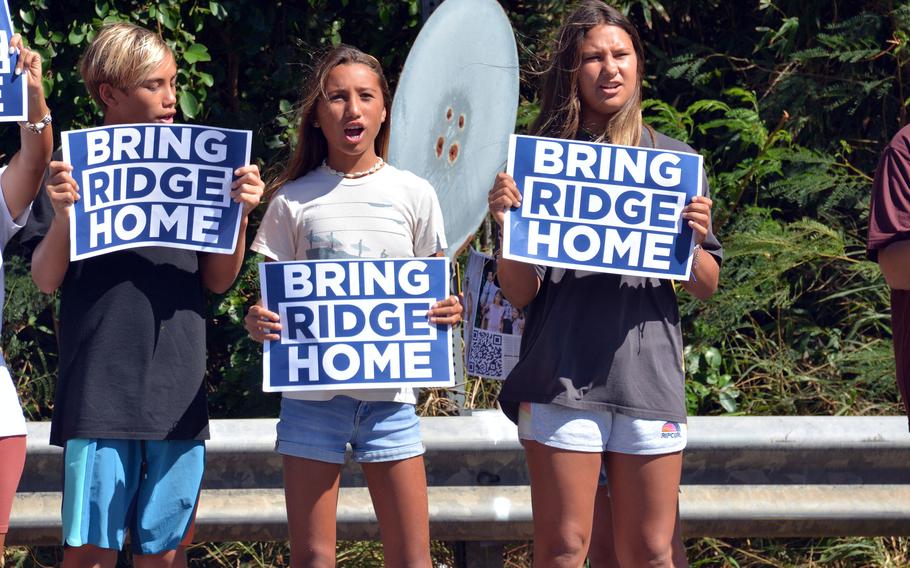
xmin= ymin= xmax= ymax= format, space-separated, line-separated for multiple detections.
xmin=427 ymin=293 xmax=463 ymax=325
xmin=8 ymin=34 xmax=44 ymax=113
xmin=246 ymin=302 xmax=282 ymax=343
xmin=230 ymin=164 xmax=263 ymax=216
xmin=46 ymin=161 xmax=80 ymax=219
xmin=682 ymin=195 xmax=713 ymax=245
xmin=488 ymin=172 xmax=522 ymax=227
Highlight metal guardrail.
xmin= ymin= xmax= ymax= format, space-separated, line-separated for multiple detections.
xmin=10 ymin=413 xmax=910 ymax=547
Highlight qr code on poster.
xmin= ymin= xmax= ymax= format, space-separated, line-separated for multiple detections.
xmin=467 ymin=329 xmax=503 ymax=378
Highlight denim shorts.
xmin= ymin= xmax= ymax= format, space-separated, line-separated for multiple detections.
xmin=61 ymin=439 xmax=203 ymax=555
xmin=276 ymin=395 xmax=425 ymax=464
xmin=518 ymin=402 xmax=687 ymax=455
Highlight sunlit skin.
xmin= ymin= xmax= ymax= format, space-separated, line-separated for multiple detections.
xmin=577 ymin=24 xmax=638 ymax=133
xmin=880 ymin=241 xmax=910 ymax=290
xmin=316 ymin=63 xmax=387 ymax=174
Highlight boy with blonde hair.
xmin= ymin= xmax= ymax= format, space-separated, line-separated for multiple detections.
xmin=21 ymin=23 xmax=263 ymax=567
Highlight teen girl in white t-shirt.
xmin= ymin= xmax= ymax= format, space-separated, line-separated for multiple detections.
xmin=245 ymin=44 xmax=461 ymax=566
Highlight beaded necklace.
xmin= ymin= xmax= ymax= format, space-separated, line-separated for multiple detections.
xmin=321 ymin=157 xmax=385 ymax=179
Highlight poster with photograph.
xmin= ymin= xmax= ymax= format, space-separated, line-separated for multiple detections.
xmin=462 ymin=247 xmax=524 ymax=380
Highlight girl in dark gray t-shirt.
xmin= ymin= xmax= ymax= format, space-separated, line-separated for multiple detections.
xmin=487 ymin=2 xmax=722 ymax=566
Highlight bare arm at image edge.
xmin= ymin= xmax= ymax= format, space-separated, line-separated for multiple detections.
xmin=880 ymin=241 xmax=910 ymax=290
xmin=868 ymin=135 xmax=910 ymax=291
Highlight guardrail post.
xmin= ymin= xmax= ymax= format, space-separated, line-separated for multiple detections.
xmin=448 ymin=328 xmax=468 ymax=412
xmin=455 ymin=541 xmax=504 ymax=568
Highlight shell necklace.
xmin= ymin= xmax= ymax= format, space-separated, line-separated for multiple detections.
xmin=322 ymin=157 xmax=385 ymax=179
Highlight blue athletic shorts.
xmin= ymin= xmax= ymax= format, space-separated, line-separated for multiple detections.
xmin=61 ymin=438 xmax=204 ymax=555
xmin=276 ymin=395 xmax=425 ymax=464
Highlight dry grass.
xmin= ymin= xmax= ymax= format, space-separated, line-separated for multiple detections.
xmin=8 ymin=537 xmax=910 ymax=567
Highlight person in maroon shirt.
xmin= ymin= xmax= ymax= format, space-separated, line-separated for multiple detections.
xmin=867 ymin=123 xmax=910 ymax=430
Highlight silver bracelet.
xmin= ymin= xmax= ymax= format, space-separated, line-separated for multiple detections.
xmin=18 ymin=111 xmax=52 ymax=134
xmin=690 ymin=244 xmax=702 ymax=282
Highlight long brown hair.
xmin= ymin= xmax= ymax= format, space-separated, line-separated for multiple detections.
xmin=268 ymin=45 xmax=392 ymax=195
xmin=531 ymin=1 xmax=645 ymax=147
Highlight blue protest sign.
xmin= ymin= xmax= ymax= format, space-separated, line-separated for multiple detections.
xmin=0 ymin=1 xmax=27 ymax=122
xmin=260 ymin=258 xmax=455 ymax=392
xmin=503 ymin=134 xmax=704 ymax=280
xmin=63 ymin=124 xmax=252 ymax=260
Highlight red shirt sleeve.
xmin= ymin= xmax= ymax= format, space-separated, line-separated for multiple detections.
xmin=868 ymin=125 xmax=910 ymax=262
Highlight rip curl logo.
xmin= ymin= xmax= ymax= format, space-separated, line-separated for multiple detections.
xmin=660 ymin=422 xmax=682 ymax=439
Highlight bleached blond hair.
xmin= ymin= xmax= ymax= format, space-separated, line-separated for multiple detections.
xmin=80 ymin=23 xmax=173 ymax=107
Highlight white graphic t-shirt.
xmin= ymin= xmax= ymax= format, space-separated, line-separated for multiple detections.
xmin=251 ymin=163 xmax=448 ymax=404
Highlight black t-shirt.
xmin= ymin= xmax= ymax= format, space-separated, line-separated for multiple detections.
xmin=498 ymin=128 xmax=724 ymax=424
xmin=20 ymin=177 xmax=210 ymax=447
